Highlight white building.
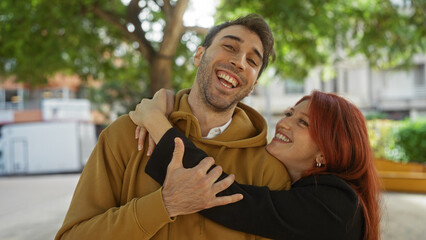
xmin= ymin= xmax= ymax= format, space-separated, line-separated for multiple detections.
xmin=245 ymin=54 xmax=426 ymax=137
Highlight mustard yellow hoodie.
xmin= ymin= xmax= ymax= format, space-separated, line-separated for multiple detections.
xmin=55 ymin=89 xmax=290 ymax=240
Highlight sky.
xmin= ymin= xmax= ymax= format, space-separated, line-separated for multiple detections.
xmin=119 ymin=0 xmax=219 ymax=46
xmin=183 ymin=0 xmax=219 ymax=28
xmin=120 ymin=0 xmax=219 ymax=28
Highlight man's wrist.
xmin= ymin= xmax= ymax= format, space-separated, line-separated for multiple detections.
xmin=162 ymin=188 xmax=178 ymax=217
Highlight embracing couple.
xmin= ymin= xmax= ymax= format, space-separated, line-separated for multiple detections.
xmin=56 ymin=14 xmax=380 ymax=240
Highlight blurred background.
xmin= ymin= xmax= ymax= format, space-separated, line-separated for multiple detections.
xmin=0 ymin=0 xmax=425 ymax=239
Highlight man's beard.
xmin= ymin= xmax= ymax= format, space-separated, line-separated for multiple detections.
xmin=196 ymin=53 xmax=253 ymax=112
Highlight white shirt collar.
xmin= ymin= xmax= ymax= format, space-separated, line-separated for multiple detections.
xmin=203 ymin=118 xmax=233 ymax=139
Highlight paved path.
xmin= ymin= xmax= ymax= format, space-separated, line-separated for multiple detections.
xmin=0 ymin=174 xmax=425 ymax=240
xmin=0 ymin=174 xmax=79 ymax=240
xmin=381 ymin=191 xmax=426 ymax=240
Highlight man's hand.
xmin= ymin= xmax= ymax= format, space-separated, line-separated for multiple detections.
xmin=162 ymin=138 xmax=243 ymax=217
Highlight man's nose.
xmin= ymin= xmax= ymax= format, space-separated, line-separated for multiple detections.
xmin=230 ymin=53 xmax=246 ymax=71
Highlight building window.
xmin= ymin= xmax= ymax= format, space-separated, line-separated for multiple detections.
xmin=4 ymin=89 xmax=20 ymax=110
xmin=284 ymin=79 xmax=304 ymax=94
xmin=333 ymin=78 xmax=338 ymax=92
xmin=343 ymin=70 xmax=349 ymax=93
xmin=415 ymin=64 xmax=425 ymax=86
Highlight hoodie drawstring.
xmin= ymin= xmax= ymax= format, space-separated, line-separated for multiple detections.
xmin=216 ymin=145 xmax=227 ymax=161
xmin=185 ymin=117 xmax=191 ymax=138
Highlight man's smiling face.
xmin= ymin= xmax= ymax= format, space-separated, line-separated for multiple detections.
xmin=192 ymin=25 xmax=264 ymax=112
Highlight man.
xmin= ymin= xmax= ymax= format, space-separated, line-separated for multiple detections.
xmin=55 ymin=14 xmax=290 ymax=240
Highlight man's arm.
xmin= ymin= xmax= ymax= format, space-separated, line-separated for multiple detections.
xmin=55 ymin=118 xmax=174 ymax=240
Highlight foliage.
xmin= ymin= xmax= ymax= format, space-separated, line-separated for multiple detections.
xmin=395 ymin=119 xmax=426 ymax=163
xmin=367 ymin=119 xmax=407 ymax=162
xmin=88 ymin=79 xmax=149 ymax=120
xmin=171 ymin=31 xmax=200 ymax=90
xmin=364 ymin=111 xmax=389 ymax=120
xmin=1 ymin=0 xmax=425 ymax=119
xmin=217 ymin=0 xmax=426 ymax=82
xmin=0 ymin=0 xmax=204 ymax=95
xmin=368 ymin=118 xmax=426 ymax=163
xmin=1 ymin=1 xmax=128 ymax=83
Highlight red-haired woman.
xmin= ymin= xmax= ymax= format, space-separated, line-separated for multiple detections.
xmin=129 ymin=90 xmax=381 ymax=240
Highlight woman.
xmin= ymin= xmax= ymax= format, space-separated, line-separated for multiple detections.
xmin=129 ymin=90 xmax=381 ymax=240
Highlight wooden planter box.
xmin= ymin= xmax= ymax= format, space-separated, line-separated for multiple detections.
xmin=374 ymin=159 xmax=426 ymax=193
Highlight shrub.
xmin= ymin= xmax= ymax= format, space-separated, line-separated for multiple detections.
xmin=395 ymin=119 xmax=426 ymax=163
xmin=367 ymin=119 xmax=406 ymax=162
xmin=365 ymin=112 xmax=389 ymax=120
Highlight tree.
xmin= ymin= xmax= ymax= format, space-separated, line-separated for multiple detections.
xmin=1 ymin=0 xmax=424 ymax=102
xmin=217 ymin=0 xmax=426 ymax=81
xmin=0 ymin=0 xmax=207 ymax=96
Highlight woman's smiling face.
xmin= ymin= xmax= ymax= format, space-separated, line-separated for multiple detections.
xmin=266 ymin=100 xmax=322 ymax=182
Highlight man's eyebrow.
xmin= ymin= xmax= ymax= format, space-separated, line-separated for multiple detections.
xmin=221 ymin=35 xmax=242 ymax=42
xmin=221 ymin=35 xmax=263 ymax=61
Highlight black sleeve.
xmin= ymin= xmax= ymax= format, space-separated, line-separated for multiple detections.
xmin=145 ymin=128 xmax=362 ymax=240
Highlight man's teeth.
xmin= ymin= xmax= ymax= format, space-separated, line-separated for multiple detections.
xmin=276 ymin=133 xmax=291 ymax=142
xmin=218 ymin=72 xmax=237 ymax=88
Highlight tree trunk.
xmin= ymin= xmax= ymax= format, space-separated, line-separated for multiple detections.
xmin=149 ymin=56 xmax=173 ymax=96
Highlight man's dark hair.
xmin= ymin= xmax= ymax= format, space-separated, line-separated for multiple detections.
xmin=202 ymin=14 xmax=276 ymax=79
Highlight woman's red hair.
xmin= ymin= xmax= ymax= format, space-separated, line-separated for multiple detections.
xmin=297 ymin=91 xmax=381 ymax=240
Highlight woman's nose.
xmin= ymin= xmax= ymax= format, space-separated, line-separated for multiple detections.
xmin=277 ymin=117 xmax=292 ymax=130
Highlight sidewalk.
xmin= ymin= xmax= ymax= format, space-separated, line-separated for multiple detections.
xmin=0 ymin=174 xmax=425 ymax=239
xmin=381 ymin=191 xmax=426 ymax=239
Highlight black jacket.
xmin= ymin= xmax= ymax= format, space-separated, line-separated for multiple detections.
xmin=146 ymin=128 xmax=363 ymax=240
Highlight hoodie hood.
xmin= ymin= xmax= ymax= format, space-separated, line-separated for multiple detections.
xmin=169 ymin=89 xmax=268 ymax=149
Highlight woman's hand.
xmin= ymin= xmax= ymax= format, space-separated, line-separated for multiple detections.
xmin=129 ymin=88 xmax=175 ymax=154
xmin=162 ymin=138 xmax=243 ymax=217
xmin=130 ymin=88 xmax=174 ymax=125
xmin=134 ymin=126 xmax=156 ymax=154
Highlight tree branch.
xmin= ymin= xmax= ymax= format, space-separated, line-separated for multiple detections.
xmin=127 ymin=0 xmax=156 ymax=61
xmin=92 ymin=5 xmax=156 ymax=61
xmin=183 ymin=26 xmax=209 ymax=35
xmin=157 ymin=0 xmax=172 ymax=21
xmin=159 ymin=0 xmax=189 ymax=57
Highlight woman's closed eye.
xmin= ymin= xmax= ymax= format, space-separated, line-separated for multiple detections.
xmin=283 ymin=111 xmax=293 ymax=117
xmin=298 ymin=119 xmax=309 ymax=127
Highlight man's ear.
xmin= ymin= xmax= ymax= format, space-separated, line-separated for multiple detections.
xmin=194 ymin=46 xmax=205 ymax=67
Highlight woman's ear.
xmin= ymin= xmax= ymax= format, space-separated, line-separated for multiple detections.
xmin=194 ymin=46 xmax=205 ymax=67
xmin=315 ymin=154 xmax=325 ymax=167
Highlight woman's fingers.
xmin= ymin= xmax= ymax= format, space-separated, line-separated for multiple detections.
xmin=129 ymin=110 xmax=136 ymax=123
xmin=135 ymin=126 xmax=140 ymax=139
xmin=164 ymin=89 xmax=175 ymax=116
xmin=147 ymin=134 xmax=156 ymax=156
xmin=137 ymin=126 xmax=148 ymax=151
